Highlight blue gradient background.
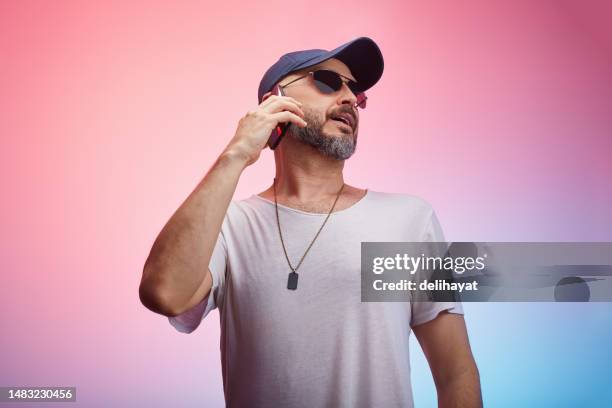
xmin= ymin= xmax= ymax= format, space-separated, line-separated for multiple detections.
xmin=411 ymin=303 xmax=612 ymax=407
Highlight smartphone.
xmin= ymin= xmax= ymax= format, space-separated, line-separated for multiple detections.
xmin=267 ymin=85 xmax=289 ymax=150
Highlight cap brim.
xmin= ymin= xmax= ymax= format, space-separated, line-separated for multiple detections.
xmin=293 ymin=37 xmax=384 ymax=94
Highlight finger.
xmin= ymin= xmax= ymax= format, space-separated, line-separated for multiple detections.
xmin=284 ymin=96 xmax=303 ymax=106
xmin=264 ymin=98 xmax=305 ymax=118
xmin=269 ymin=111 xmax=308 ymax=128
xmin=260 ymin=91 xmax=279 ymax=105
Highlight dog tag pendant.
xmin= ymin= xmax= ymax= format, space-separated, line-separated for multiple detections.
xmin=287 ymin=272 xmax=299 ymax=290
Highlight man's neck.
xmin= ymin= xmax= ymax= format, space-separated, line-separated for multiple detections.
xmin=273 ymin=143 xmax=344 ymax=202
xmin=257 ymin=138 xmax=367 ymax=213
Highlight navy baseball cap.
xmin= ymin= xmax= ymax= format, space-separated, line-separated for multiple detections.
xmin=257 ymin=37 xmax=384 ymax=103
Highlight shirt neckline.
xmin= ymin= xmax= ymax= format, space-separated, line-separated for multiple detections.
xmin=251 ymin=189 xmax=371 ymax=216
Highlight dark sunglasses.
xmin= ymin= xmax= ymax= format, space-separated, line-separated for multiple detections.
xmin=279 ymin=69 xmax=368 ymax=109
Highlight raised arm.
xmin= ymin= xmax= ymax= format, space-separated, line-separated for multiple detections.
xmin=139 ymin=93 xmax=306 ymax=317
xmin=139 ymin=151 xmax=244 ymax=317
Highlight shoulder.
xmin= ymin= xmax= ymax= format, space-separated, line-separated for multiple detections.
xmin=223 ymin=194 xmax=286 ymax=225
xmin=224 ymin=196 xmax=264 ymax=219
xmin=366 ymin=190 xmax=435 ymax=216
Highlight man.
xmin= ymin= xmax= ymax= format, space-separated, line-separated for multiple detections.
xmin=140 ymin=37 xmax=482 ymax=407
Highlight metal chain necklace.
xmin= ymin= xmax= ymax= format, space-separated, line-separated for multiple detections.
xmin=273 ymin=178 xmax=345 ymax=290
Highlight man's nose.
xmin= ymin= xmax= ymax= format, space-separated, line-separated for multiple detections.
xmin=337 ymin=82 xmax=358 ymax=107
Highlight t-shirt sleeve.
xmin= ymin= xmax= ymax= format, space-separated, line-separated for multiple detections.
xmin=410 ymin=207 xmax=464 ymax=328
xmin=168 ymin=210 xmax=230 ymax=334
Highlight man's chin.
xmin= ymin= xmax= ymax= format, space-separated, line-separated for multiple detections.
xmin=289 ymin=122 xmax=358 ymax=160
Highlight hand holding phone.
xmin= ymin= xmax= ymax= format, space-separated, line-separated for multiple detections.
xmin=224 ymin=87 xmax=305 ymax=167
xmin=267 ymin=85 xmax=290 ymax=150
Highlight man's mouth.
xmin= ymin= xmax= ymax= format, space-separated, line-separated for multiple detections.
xmin=329 ymin=112 xmax=355 ymax=129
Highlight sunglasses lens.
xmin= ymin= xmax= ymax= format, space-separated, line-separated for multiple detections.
xmin=312 ymin=70 xmax=343 ymax=94
xmin=312 ymin=70 xmax=367 ymax=109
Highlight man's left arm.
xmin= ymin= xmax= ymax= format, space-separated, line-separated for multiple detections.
xmin=412 ymin=311 xmax=482 ymax=408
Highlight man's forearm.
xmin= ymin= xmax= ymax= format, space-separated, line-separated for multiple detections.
xmin=139 ymin=150 xmax=247 ymax=316
xmin=437 ymin=366 xmax=482 ymax=408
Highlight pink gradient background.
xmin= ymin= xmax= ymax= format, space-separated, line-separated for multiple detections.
xmin=1 ymin=1 xmax=611 ymax=407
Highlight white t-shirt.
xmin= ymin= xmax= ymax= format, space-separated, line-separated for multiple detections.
xmin=169 ymin=190 xmax=463 ymax=407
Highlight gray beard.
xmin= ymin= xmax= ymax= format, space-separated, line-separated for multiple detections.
xmin=287 ymin=109 xmax=358 ymax=160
